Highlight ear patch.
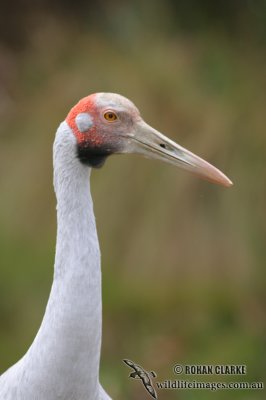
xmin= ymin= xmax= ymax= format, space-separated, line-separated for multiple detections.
xmin=75 ymin=113 xmax=93 ymax=132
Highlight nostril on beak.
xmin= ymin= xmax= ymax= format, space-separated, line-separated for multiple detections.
xmin=160 ymin=143 xmax=172 ymax=152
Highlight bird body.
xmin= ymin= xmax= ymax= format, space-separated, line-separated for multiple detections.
xmin=0 ymin=121 xmax=108 ymax=400
xmin=0 ymin=93 xmax=232 ymax=399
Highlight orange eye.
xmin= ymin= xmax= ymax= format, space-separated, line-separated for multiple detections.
xmin=104 ymin=111 xmax=118 ymax=122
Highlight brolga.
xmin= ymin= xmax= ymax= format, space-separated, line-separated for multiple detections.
xmin=0 ymin=93 xmax=232 ymax=400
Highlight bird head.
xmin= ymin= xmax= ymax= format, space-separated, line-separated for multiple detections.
xmin=66 ymin=92 xmax=232 ymax=187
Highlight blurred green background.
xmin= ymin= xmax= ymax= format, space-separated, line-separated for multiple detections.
xmin=0 ymin=1 xmax=265 ymax=399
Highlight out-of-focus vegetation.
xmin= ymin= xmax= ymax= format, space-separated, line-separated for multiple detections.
xmin=0 ymin=1 xmax=265 ymax=399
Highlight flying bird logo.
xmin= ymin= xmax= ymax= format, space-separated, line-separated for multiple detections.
xmin=123 ymin=359 xmax=158 ymax=399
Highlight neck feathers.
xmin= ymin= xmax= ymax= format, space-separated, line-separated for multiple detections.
xmin=22 ymin=121 xmax=102 ymax=399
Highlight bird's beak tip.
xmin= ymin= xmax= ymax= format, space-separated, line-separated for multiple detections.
xmin=212 ymin=171 xmax=233 ymax=188
xmin=225 ymin=179 xmax=233 ymax=188
xmin=203 ymin=170 xmax=233 ymax=188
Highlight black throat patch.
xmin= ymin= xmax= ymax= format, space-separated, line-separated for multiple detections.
xmin=77 ymin=145 xmax=112 ymax=168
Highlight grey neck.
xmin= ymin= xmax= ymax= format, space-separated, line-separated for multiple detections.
xmin=23 ymin=121 xmax=102 ymax=400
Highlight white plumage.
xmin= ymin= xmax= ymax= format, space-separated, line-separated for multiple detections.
xmin=0 ymin=93 xmax=232 ymax=400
